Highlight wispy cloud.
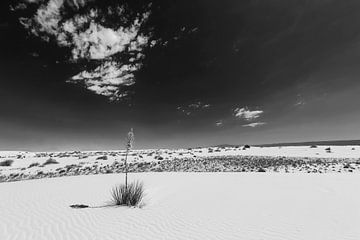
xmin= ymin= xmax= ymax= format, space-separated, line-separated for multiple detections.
xmin=177 ymin=102 xmax=211 ymax=116
xmin=294 ymin=99 xmax=306 ymax=107
xmin=234 ymin=107 xmax=263 ymax=121
xmin=294 ymin=94 xmax=306 ymax=107
xmin=242 ymin=122 xmax=266 ymax=127
xmin=70 ymin=61 xmax=137 ymax=100
xmin=215 ymin=120 xmax=223 ymax=127
xmin=176 ymin=106 xmax=191 ymax=116
xmin=188 ymin=102 xmax=211 ymax=109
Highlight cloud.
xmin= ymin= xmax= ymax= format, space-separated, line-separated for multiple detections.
xmin=25 ymin=0 xmax=64 ymax=39
xmin=177 ymin=102 xmax=211 ymax=116
xmin=57 ymin=11 xmax=149 ymax=60
xmin=66 ymin=0 xmax=88 ymax=9
xmin=24 ymin=0 xmax=44 ymax=3
xmin=15 ymin=0 xmax=152 ymax=100
xmin=188 ymin=102 xmax=211 ymax=109
xmin=234 ymin=107 xmax=263 ymax=121
xmin=176 ymin=107 xmax=191 ymax=116
xmin=215 ymin=120 xmax=223 ymax=127
xmin=19 ymin=1 xmax=149 ymax=60
xmin=242 ymin=122 xmax=266 ymax=127
xmin=294 ymin=99 xmax=306 ymax=107
xmin=70 ymin=61 xmax=137 ymax=100
xmin=293 ymin=94 xmax=306 ymax=107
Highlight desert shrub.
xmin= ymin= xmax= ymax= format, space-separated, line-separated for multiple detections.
xmin=310 ymin=145 xmax=317 ymax=148
xmin=111 ymin=181 xmax=144 ymax=207
xmin=28 ymin=162 xmax=40 ymax=168
xmin=43 ymin=158 xmax=59 ymax=165
xmin=96 ymin=155 xmax=108 ymax=160
xmin=258 ymin=167 xmax=266 ymax=172
xmin=0 ymin=159 xmax=14 ymax=167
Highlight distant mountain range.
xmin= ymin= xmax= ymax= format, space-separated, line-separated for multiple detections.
xmin=214 ymin=140 xmax=360 ymax=148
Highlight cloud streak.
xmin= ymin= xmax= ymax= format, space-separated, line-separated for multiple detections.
xmin=188 ymin=102 xmax=211 ymax=109
xmin=215 ymin=120 xmax=223 ymax=127
xmin=70 ymin=61 xmax=138 ymax=99
xmin=242 ymin=122 xmax=266 ymax=127
xmin=177 ymin=102 xmax=211 ymax=116
xmin=234 ymin=107 xmax=263 ymax=121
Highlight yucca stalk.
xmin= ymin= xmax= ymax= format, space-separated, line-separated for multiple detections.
xmin=124 ymin=128 xmax=134 ymax=190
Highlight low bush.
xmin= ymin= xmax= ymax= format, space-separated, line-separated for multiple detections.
xmin=28 ymin=162 xmax=40 ymax=168
xmin=111 ymin=181 xmax=145 ymax=207
xmin=0 ymin=159 xmax=14 ymax=167
xmin=43 ymin=158 xmax=59 ymax=165
xmin=96 ymin=155 xmax=108 ymax=160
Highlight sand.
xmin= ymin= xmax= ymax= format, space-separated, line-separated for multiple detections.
xmin=0 ymin=172 xmax=359 ymax=240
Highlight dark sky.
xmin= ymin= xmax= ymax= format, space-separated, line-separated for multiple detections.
xmin=1 ymin=0 xmax=360 ymax=151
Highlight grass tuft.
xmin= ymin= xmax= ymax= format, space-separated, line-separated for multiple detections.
xmin=0 ymin=160 xmax=14 ymax=167
xmin=111 ymin=181 xmax=145 ymax=207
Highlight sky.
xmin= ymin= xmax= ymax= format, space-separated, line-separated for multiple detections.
xmin=1 ymin=0 xmax=360 ymax=151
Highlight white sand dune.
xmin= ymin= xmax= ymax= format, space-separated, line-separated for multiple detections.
xmin=1 ymin=172 xmax=359 ymax=240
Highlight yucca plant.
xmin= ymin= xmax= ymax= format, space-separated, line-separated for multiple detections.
xmin=110 ymin=128 xmax=145 ymax=207
xmin=111 ymin=181 xmax=144 ymax=206
xmin=124 ymin=128 xmax=135 ymax=190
